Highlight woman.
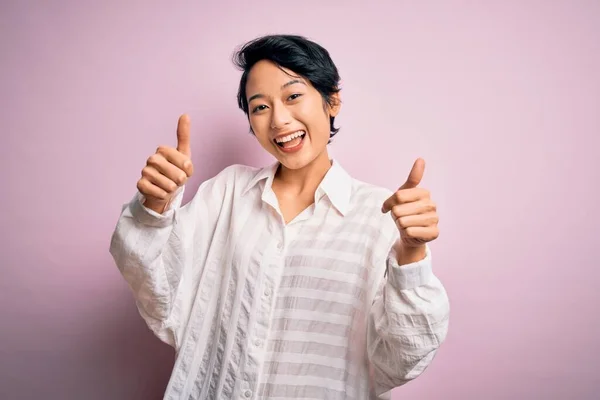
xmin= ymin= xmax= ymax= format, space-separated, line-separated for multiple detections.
xmin=110 ymin=34 xmax=449 ymax=400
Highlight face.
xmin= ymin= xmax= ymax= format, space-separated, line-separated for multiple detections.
xmin=245 ymin=60 xmax=340 ymax=170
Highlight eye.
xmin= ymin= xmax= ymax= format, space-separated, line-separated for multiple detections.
xmin=288 ymin=93 xmax=302 ymax=101
xmin=251 ymin=104 xmax=268 ymax=114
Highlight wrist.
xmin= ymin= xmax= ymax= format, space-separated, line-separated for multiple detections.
xmin=394 ymin=242 xmax=426 ymax=266
xmin=142 ymin=197 xmax=170 ymax=214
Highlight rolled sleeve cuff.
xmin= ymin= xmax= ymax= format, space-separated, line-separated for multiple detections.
xmin=386 ymin=243 xmax=433 ymax=290
xmin=128 ymin=186 xmax=185 ymax=228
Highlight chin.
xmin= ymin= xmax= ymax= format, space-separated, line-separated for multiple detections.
xmin=280 ymin=151 xmax=328 ymax=171
xmin=278 ymin=156 xmax=311 ymax=170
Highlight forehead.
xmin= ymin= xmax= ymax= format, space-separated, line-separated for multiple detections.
xmin=246 ymin=60 xmax=305 ymax=94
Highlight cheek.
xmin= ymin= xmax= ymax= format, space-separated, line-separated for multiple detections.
xmin=249 ymin=116 xmax=268 ymax=137
xmin=249 ymin=119 xmax=278 ymax=150
xmin=297 ymin=102 xmax=329 ymax=132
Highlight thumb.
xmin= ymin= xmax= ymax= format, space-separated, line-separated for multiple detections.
xmin=176 ymin=114 xmax=191 ymax=157
xmin=398 ymin=158 xmax=425 ymax=190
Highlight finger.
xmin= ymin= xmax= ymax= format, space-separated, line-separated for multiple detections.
xmin=401 ymin=226 xmax=440 ymax=242
xmin=390 ymin=199 xmax=436 ymax=218
xmin=147 ymin=153 xmax=189 ymax=186
xmin=137 ymin=178 xmax=169 ymax=201
xmin=381 ymin=188 xmax=430 ymax=213
xmin=176 ymin=114 xmax=192 ymax=158
xmin=395 ymin=212 xmax=439 ymax=229
xmin=141 ymin=166 xmax=179 ymax=193
xmin=398 ymin=158 xmax=425 ymax=190
xmin=157 ymin=146 xmax=194 ymax=177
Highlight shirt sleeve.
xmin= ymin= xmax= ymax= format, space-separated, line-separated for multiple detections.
xmin=109 ymin=170 xmax=228 ymax=349
xmin=367 ymin=241 xmax=450 ymax=396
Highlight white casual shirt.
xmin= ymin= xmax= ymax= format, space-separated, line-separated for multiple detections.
xmin=109 ymin=159 xmax=450 ymax=400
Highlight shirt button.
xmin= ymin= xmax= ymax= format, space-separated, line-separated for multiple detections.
xmin=244 ymin=389 xmax=252 ymax=398
xmin=264 ymin=288 xmax=272 ymax=297
xmin=254 ymin=339 xmax=262 ymax=347
xmin=276 ymin=242 xmax=283 ymax=250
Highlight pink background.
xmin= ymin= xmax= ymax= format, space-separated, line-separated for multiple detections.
xmin=2 ymin=1 xmax=599 ymax=399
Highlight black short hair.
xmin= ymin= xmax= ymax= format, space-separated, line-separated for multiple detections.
xmin=232 ymin=34 xmax=341 ymax=142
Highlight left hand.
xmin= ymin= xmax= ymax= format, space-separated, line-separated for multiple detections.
xmin=381 ymin=158 xmax=439 ymax=250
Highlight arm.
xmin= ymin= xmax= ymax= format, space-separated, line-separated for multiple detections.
xmin=109 ymin=186 xmax=190 ymax=348
xmin=367 ymin=241 xmax=450 ymax=395
xmin=109 ymin=174 xmax=224 ymax=349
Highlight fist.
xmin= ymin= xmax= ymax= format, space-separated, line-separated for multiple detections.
xmin=381 ymin=158 xmax=439 ymax=249
xmin=136 ymin=114 xmax=194 ymax=213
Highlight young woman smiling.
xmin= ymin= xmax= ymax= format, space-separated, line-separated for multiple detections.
xmin=110 ymin=34 xmax=449 ymax=400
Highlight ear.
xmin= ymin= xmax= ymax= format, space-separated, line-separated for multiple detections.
xmin=328 ymin=91 xmax=342 ymax=117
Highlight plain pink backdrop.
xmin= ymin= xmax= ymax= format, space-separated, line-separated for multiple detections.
xmin=2 ymin=1 xmax=599 ymax=399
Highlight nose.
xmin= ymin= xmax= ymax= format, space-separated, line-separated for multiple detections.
xmin=270 ymin=102 xmax=292 ymax=130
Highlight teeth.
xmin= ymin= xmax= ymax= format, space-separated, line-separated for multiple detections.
xmin=275 ymin=131 xmax=305 ymax=143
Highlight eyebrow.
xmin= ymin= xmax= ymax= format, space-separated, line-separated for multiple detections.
xmin=247 ymin=79 xmax=306 ymax=103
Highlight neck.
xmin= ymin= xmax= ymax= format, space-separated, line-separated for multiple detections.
xmin=274 ymin=150 xmax=332 ymax=195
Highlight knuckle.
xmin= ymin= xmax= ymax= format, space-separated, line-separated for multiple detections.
xmin=428 ymin=200 xmax=437 ymax=211
xmin=141 ymin=166 xmax=153 ymax=178
xmin=156 ymin=145 xmax=168 ymax=154
xmin=147 ymin=153 xmax=161 ymax=165
xmin=394 ymin=191 xmax=405 ymax=203
xmin=397 ymin=216 xmax=408 ymax=228
xmin=396 ymin=220 xmax=404 ymax=232
xmin=167 ymin=181 xmax=178 ymax=192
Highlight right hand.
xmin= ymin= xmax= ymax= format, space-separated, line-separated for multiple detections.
xmin=137 ymin=114 xmax=194 ymax=213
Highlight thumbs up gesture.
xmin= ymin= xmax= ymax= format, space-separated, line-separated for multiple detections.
xmin=136 ymin=114 xmax=194 ymax=213
xmin=381 ymin=158 xmax=439 ymax=260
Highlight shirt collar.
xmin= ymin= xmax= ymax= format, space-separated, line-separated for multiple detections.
xmin=242 ymin=158 xmax=353 ymax=216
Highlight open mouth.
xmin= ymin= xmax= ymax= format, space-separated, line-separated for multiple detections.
xmin=274 ymin=131 xmax=306 ymax=149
